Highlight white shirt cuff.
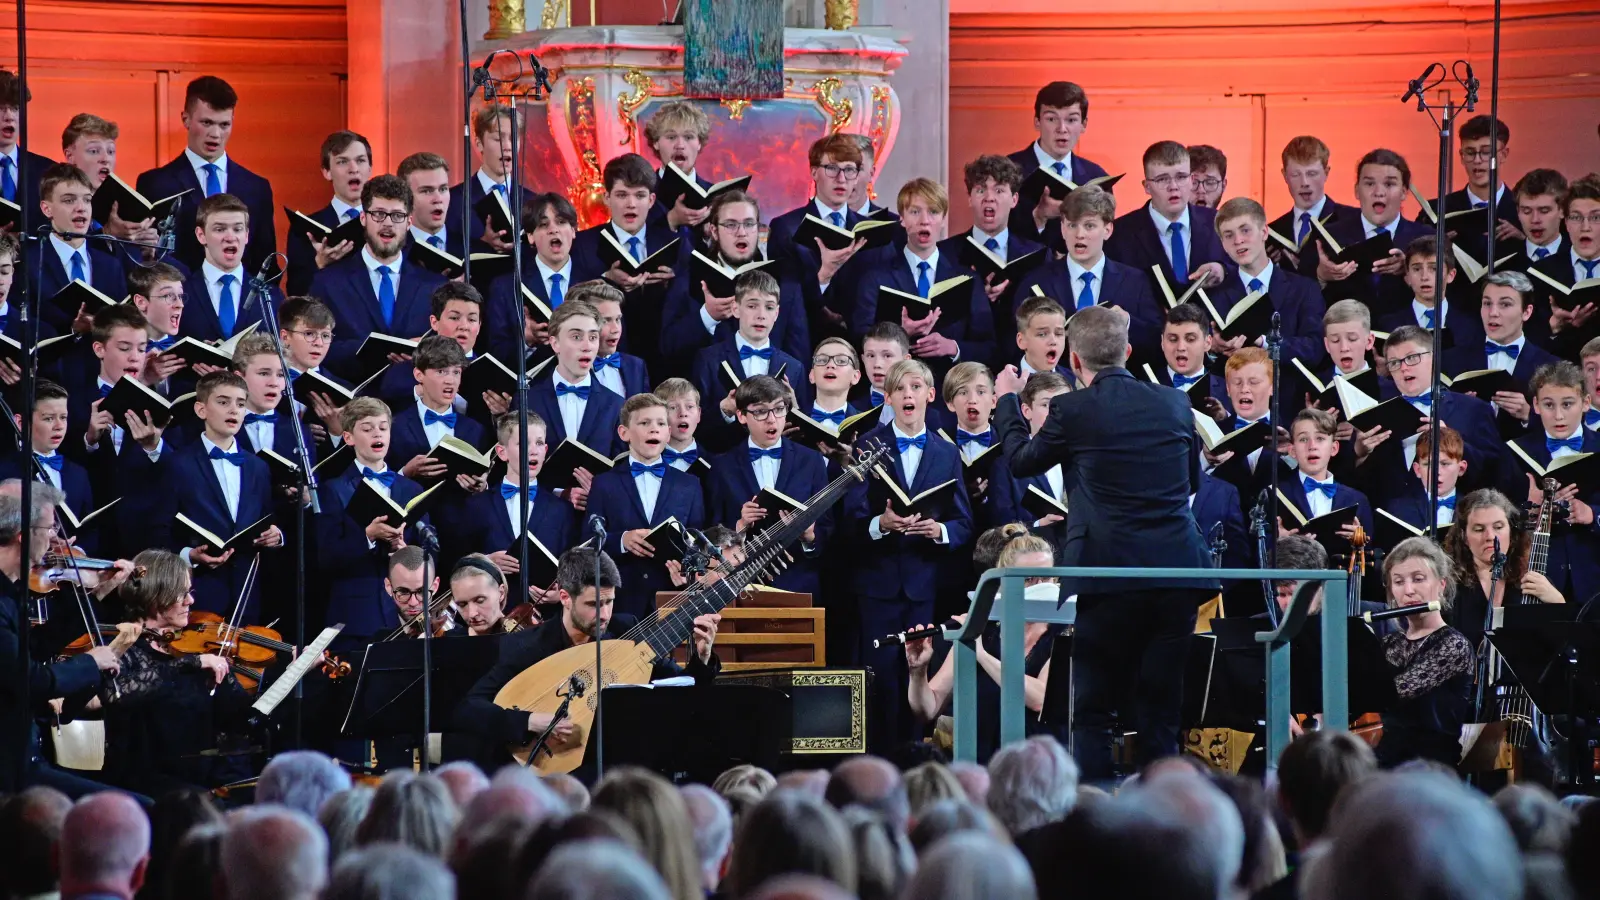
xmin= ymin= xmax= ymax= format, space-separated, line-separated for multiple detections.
xmin=935 ymin=522 xmax=950 ymax=545
xmin=698 ymin=305 xmax=718 ymax=334
xmin=869 ymin=516 xmax=886 ymax=541
xmin=180 ymin=547 xmax=194 ymax=567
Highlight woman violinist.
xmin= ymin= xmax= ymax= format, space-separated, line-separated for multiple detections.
xmin=1441 ymin=488 xmax=1565 ymax=652
xmin=1375 ymin=537 xmax=1477 ymax=768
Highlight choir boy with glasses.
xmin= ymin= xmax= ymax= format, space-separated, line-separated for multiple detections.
xmin=399 ymin=151 xmax=463 ymax=259
xmin=1105 ymin=141 xmax=1231 ymax=301
xmin=31 ymin=163 xmax=126 ymax=335
xmin=286 ymin=130 xmax=373 ymax=295
xmin=1374 ymin=237 xmax=1482 ymax=351
xmin=807 ymin=337 xmax=864 ymax=430
xmin=1419 ymin=115 xmax=1522 ymax=264
xmin=484 ymin=192 xmax=576 ymax=367
xmin=276 ymin=297 xmax=351 ymax=449
xmin=1006 ymin=81 xmax=1109 ymax=245
xmin=314 ymin=174 xmax=447 ymax=380
xmin=1269 ymin=136 xmax=1359 ymax=276
xmin=1533 ymin=173 xmax=1600 ymax=357
xmin=938 ymin=154 xmax=1045 ymax=358
xmin=1441 ymin=270 xmax=1558 ymax=436
xmin=0 ymin=70 xmax=55 ymax=223
xmin=137 ymin=76 xmax=276 ymax=273
xmin=1312 ymin=149 xmax=1429 ymax=313
xmin=129 ymin=263 xmax=187 ymax=378
xmin=178 ymin=193 xmax=285 ymax=344
xmin=692 ymin=270 xmax=809 ymax=452
xmin=1187 ymin=145 xmax=1228 ymax=209
xmin=766 ymin=135 xmax=875 ymax=339
xmin=449 ymin=105 xmax=534 ymax=254
xmin=1505 ymin=362 xmax=1600 ymax=605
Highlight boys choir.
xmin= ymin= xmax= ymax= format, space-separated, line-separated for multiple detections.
xmin=7 ymin=70 xmax=1600 ymax=761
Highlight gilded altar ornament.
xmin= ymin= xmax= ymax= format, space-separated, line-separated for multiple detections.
xmin=721 ymin=99 xmax=752 ymax=121
xmin=617 ymin=70 xmax=653 ymax=146
xmin=824 ymin=0 xmax=859 ymax=29
xmin=484 ymin=0 xmax=526 ymax=40
xmin=813 ymin=78 xmax=853 ymax=135
xmin=567 ymin=77 xmax=607 ymax=228
xmin=867 ymin=85 xmax=891 ymax=201
xmin=538 ymin=0 xmax=569 ymax=29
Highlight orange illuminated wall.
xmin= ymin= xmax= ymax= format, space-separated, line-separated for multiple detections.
xmin=0 ymin=0 xmax=349 ymax=252
xmin=949 ymin=0 xmax=1600 ymax=233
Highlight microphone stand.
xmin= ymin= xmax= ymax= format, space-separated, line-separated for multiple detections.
xmin=415 ymin=523 xmax=441 ymax=772
xmin=1251 ymin=491 xmax=1279 ymax=628
xmin=1476 ymin=537 xmax=1505 ymax=723
xmin=1485 ymin=0 xmax=1502 ymax=276
xmin=246 ymin=256 xmax=319 ymax=750
xmin=459 ymin=0 xmax=477 ymax=286
xmin=589 ymin=516 xmax=607 ymax=780
xmin=1265 ymin=311 xmax=1283 ymax=553
xmin=523 ymin=674 xmax=580 ymax=768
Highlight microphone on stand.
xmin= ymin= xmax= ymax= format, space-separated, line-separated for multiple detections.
xmin=156 ymin=196 xmax=181 ymax=255
xmin=587 ymin=514 xmax=608 ymax=540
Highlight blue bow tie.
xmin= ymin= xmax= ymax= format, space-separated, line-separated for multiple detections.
xmin=1235 ymin=416 xmax=1267 ymax=430
xmin=663 ymin=446 xmax=700 ymax=466
xmin=1485 ymin=341 xmax=1520 ymax=359
xmin=243 ymin=412 xmax=277 ymax=426
xmin=208 ymin=446 xmax=246 ymax=466
xmin=812 ymin=408 xmax=847 ymax=426
xmin=148 ymin=335 xmax=177 ymax=352
xmin=896 ymin=433 xmax=927 ymax=453
xmin=424 ymin=409 xmax=457 ymax=428
xmin=747 ymin=445 xmax=783 ymax=462
xmin=630 ymin=460 xmax=667 ymax=479
xmin=739 ymin=345 xmax=774 ymax=362
xmin=1438 ymin=495 xmax=1457 ymax=510
xmin=1302 ymin=476 xmax=1337 ymax=498
xmin=956 ymin=430 xmax=992 ymax=448
xmin=870 ymin=390 xmax=885 ymax=407
xmin=500 ymin=482 xmax=536 ymax=502
xmin=556 ymin=382 xmax=591 ymax=400
xmin=593 ymin=353 xmax=622 ymax=371
xmin=1172 ymin=372 xmax=1202 ymax=389
xmin=1547 ymin=435 xmax=1584 ymax=455
xmin=34 ymin=453 xmax=63 ymax=471
xmin=362 ymin=467 xmax=398 ymax=488
xmin=1405 ymin=395 xmax=1432 ymax=410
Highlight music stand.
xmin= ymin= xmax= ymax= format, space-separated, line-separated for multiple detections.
xmin=341 ymin=637 xmax=503 ymax=744
xmin=579 ymin=684 xmax=791 ymax=784
xmin=1208 ymin=615 xmax=1398 ymax=718
xmin=1489 ymin=621 xmax=1600 ymax=787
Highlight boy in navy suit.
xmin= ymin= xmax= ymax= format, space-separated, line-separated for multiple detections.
xmin=1585 ymin=338 xmax=1600 ymax=432
xmin=706 ymin=375 xmax=829 ymax=597
xmin=398 ymin=152 xmax=462 ymax=260
xmin=844 ymin=358 xmax=973 ymax=746
xmin=692 ymin=270 xmax=809 ymax=451
xmin=128 ymin=263 xmax=187 ymax=364
xmin=285 ymin=130 xmax=371 ymax=295
xmin=376 ymin=280 xmax=488 ymax=406
xmin=530 ymin=300 xmax=624 ymax=477
xmin=1514 ymin=168 xmax=1568 ymax=268
xmin=180 ymin=193 xmax=284 ymax=344
xmin=643 ymin=101 xmax=714 ymax=232
xmin=1375 ymin=236 xmax=1482 ymax=351
xmin=1382 ymin=426 xmax=1467 ymax=532
xmin=850 ymin=178 xmax=992 ymax=379
xmin=315 ymin=397 xmax=425 ymax=647
xmin=315 ymin=174 xmax=447 ymax=379
xmin=151 ymin=371 xmax=284 ymax=621
xmin=848 ymin=134 xmax=895 ymax=221
xmin=586 ymin=392 xmax=706 ymax=620
xmin=1442 ymin=270 xmax=1558 ymax=435
xmin=1188 ymin=144 xmax=1228 ymax=209
xmin=33 ymin=164 xmax=127 ymax=334
xmin=1540 ymin=174 xmax=1600 ymax=358
xmin=136 ymin=76 xmax=276 ymax=274
xmin=989 ymin=371 xmax=1069 ymax=553
xmin=0 ymin=70 xmax=55 ymax=221
xmin=1012 ymin=296 xmax=1073 ymax=383
xmin=1211 ymin=197 xmax=1327 ymax=364
xmin=485 ymin=192 xmax=576 ymax=366
xmin=63 ymin=306 xmax=169 ymax=511
xmin=1 ymin=381 xmax=101 ymax=552
xmin=1424 ymin=115 xmax=1521 ymax=265
xmin=230 ymin=333 xmax=315 ymax=467
xmin=1204 ymin=347 xmax=1281 ymax=505
xmin=448 ymin=106 xmax=532 ymax=254
xmin=942 ymin=361 xmax=999 ymax=527
xmin=1151 ymin=303 xmax=1230 ymax=416
xmin=1006 ymin=81 xmax=1107 ymax=245
xmin=1313 ymin=148 xmax=1430 ymax=313
xmin=807 ymin=336 xmax=864 ymax=431
xmin=655 ymin=377 xmax=707 ymax=475
xmin=1507 ymin=362 xmax=1600 ymax=604
xmin=766 ymin=135 xmax=876 ymax=340
xmin=275 ymin=297 xmax=350 ymax=454
xmin=1281 ymin=408 xmax=1373 ymax=551
xmin=856 ymin=323 xmax=909 ymax=427
xmin=1015 ymin=186 xmax=1163 ymax=356
xmin=1270 ymin=136 xmax=1359 ymax=276
xmin=63 ymin=113 xmax=158 ymax=263
xmin=939 ymin=155 xmax=1044 ymax=359
xmin=1105 ymin=141 xmax=1229 ymax=302
xmin=385 ymin=335 xmax=490 ymax=489
xmin=570 ymin=280 xmax=651 ymax=400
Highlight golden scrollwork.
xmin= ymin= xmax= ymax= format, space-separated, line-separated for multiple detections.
xmin=823 ymin=0 xmax=859 ymax=30
xmin=866 ymin=85 xmax=891 ymax=201
xmin=720 ymin=99 xmax=752 ymax=121
xmin=812 ymin=78 xmax=853 ymax=135
xmin=567 ymin=77 xmax=607 ymax=228
xmin=538 ymin=0 xmax=568 ymax=29
xmin=616 ymin=69 xmax=653 ymax=147
xmin=484 ymin=0 xmax=526 ymax=40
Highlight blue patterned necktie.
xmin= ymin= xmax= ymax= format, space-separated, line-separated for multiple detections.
xmin=593 ymin=353 xmax=622 ymax=371
xmin=427 ymin=234 xmax=443 ymax=249
xmin=1247 ymin=277 xmax=1264 ymax=294
xmin=1421 ymin=308 xmax=1437 ymax=330
xmin=625 ymin=236 xmax=642 ymax=264
xmin=984 ymin=237 xmax=1000 ymax=253
xmin=663 ymin=446 xmax=700 ymax=467
xmin=208 ymin=446 xmax=246 ymax=466
xmin=97 ymin=382 xmax=113 ymax=399
xmin=69 ymin=251 xmax=87 ymax=284
xmin=1438 ymin=495 xmax=1457 ymax=511
xmin=1485 ymin=341 xmax=1520 ymax=359
xmin=376 ymin=265 xmax=396 ymax=329
xmin=739 ymin=345 xmax=773 ymax=361
xmin=243 ymin=412 xmax=277 ymax=426
xmin=500 ymin=481 xmax=536 ymax=502
xmin=1581 ymin=260 xmax=1600 ymax=280
xmin=1172 ymin=372 xmax=1201 ymax=389
xmin=217 ymin=273 xmax=237 ymax=336
xmin=630 ymin=460 xmax=667 ymax=478
xmin=342 ymin=208 xmax=359 ymax=222
xmin=362 ymin=467 xmax=398 ymax=488
xmin=34 ymin=453 xmax=63 ymax=472
xmin=1297 ymin=212 xmax=1312 ymax=245
xmin=1168 ymin=222 xmax=1188 ymax=284
xmin=916 ymin=261 xmax=931 ymax=298
xmin=1547 ymin=435 xmax=1583 ymax=455
xmin=202 ymin=162 xmax=222 ymax=197
xmin=149 ymin=334 xmax=177 ymax=352
xmin=896 ymin=433 xmax=927 ymax=453
xmin=956 ymin=430 xmax=992 ymax=448
xmin=556 ymin=382 xmax=590 ymax=400
xmin=548 ymin=273 xmax=564 ymax=308
xmin=0 ymin=156 xmax=13 ymax=202
xmin=748 ymin=445 xmax=783 ymax=462
xmin=1077 ymin=272 xmax=1095 ymax=310
xmin=812 ymin=408 xmax=846 ymax=426
xmin=828 ymin=211 xmax=844 ymax=229
xmin=424 ymin=409 xmax=457 ymax=428
xmin=1302 ymin=476 xmax=1337 ymax=499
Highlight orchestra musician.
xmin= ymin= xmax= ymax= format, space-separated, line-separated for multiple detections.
xmin=1441 ymin=488 xmax=1564 ymax=653
xmin=449 ymin=554 xmax=529 ymax=636
xmin=1375 ymin=536 xmax=1476 ymax=768
xmin=386 ymin=546 xmax=457 ymax=638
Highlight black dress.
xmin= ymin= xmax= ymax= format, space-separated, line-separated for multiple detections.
xmin=930 ymin=623 xmax=1067 ymax=762
xmin=98 ymin=637 xmax=255 ymax=795
xmin=1375 ymin=626 xmax=1475 ymax=768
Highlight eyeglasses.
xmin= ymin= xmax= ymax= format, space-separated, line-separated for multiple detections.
xmin=1459 ymin=147 xmax=1502 ymax=161
xmin=812 ymin=354 xmax=857 ymax=368
xmin=364 ymin=210 xmax=410 ymax=224
xmin=716 ymin=219 xmax=759 ymax=233
xmin=1147 ymin=174 xmax=1190 ymax=188
xmin=1565 ymin=213 xmax=1600 ymax=228
xmin=290 ymin=329 xmax=333 ymax=344
xmin=1192 ymin=177 xmax=1223 ymax=191
xmin=1385 ymin=350 xmax=1432 ymax=371
xmin=743 ymin=404 xmax=789 ymax=421
xmin=817 ymin=164 xmax=861 ymax=181
xmin=390 ymin=587 xmax=428 ymax=602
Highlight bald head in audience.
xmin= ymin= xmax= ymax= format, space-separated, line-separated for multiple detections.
xmin=948 ymin=761 xmax=990 ymax=806
xmin=681 ymin=783 xmax=733 ymax=893
xmin=219 ymin=806 xmax=328 ymax=900
xmin=2 ymin=787 xmax=72 ymax=899
xmin=56 ymin=793 xmax=151 ymax=900
xmin=433 ymin=761 xmax=489 ymax=808
xmin=824 ymin=756 xmax=910 ymax=831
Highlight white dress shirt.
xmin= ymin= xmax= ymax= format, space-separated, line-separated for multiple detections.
xmin=592 ymin=353 xmax=625 ymax=397
xmin=666 ymin=441 xmax=700 ymax=472
xmin=1065 ymin=255 xmax=1107 ymax=306
xmin=33 ymin=452 xmax=62 ymax=491
xmin=186 ymin=148 xmax=229 ymax=195
xmin=360 ymin=462 xmax=394 ymax=499
xmin=905 ymin=246 xmax=940 ymax=288
xmin=362 ymin=246 xmax=404 ymax=310
xmin=610 ymin=222 xmax=647 ymax=263
xmin=416 ymin=398 xmax=455 ymax=448
xmin=868 ymin=424 xmax=949 ymax=544
xmin=1411 ymin=298 xmax=1450 ymax=330
xmin=1240 ymin=261 xmax=1275 ymax=294
xmin=1572 ymin=247 xmax=1600 ymax=281
xmin=1149 ymin=204 xmax=1192 ymax=275
xmin=1302 ymin=473 xmax=1336 ymax=518
xmin=1525 ymin=236 xmax=1560 ymax=262
xmin=554 ymin=371 xmax=591 ymax=440
xmin=629 ymin=454 xmax=664 ymax=521
xmin=813 ymin=196 xmax=849 ymax=224
xmin=242 ymin=409 xmax=275 ymax=455
xmin=1436 ymin=490 xmax=1457 ymax=527
xmin=1548 ymin=430 xmax=1583 ymax=460
xmin=955 ymin=427 xmax=992 ymax=464
xmin=201 ymin=259 xmax=246 ymax=322
xmin=535 ymin=256 xmax=573 ymax=305
xmin=1044 ymin=464 xmax=1065 ymax=507
xmin=200 ymin=434 xmax=243 ymax=521
xmin=410 ymin=224 xmax=450 ymax=250
xmin=749 ymin=439 xmax=782 ymax=490
xmin=735 ymin=334 xmax=773 ymax=378
xmin=1400 ymin=394 xmax=1430 ymax=469
xmin=49 ymin=233 xmax=90 ymax=280
xmin=1032 ymin=143 xmax=1074 ymax=178
xmin=1362 ymin=214 xmax=1395 ymax=241
xmin=971 ymin=227 xmax=1010 ymax=261
xmin=503 ymin=478 xmax=538 ymax=537
xmin=1485 ymin=334 xmax=1525 ymax=374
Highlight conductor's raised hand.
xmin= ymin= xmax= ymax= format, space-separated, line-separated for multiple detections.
xmin=994 ymin=365 xmax=1025 ymax=398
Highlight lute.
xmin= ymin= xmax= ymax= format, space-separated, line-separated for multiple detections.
xmin=1499 ymin=477 xmax=1560 ymax=748
xmin=494 ymin=444 xmax=888 ymax=772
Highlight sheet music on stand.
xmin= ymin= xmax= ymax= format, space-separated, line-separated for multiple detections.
xmin=252 ymin=625 xmax=344 ymax=716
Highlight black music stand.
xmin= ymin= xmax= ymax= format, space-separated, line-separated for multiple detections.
xmin=1208 ymin=615 xmax=1398 ymax=718
xmin=341 ymin=637 xmax=503 ymax=745
xmin=579 ymin=684 xmax=791 ymax=785
xmin=1490 ymin=621 xmax=1600 ymax=788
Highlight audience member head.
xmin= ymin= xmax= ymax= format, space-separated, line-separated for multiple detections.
xmin=947 ymin=760 xmax=990 ymax=806
xmin=741 ymin=874 xmax=859 ymax=900
xmin=323 ymin=844 xmax=454 ymax=900
xmin=1493 ymin=784 xmax=1576 ymax=856
xmin=219 ymin=805 xmax=328 ymax=900
xmin=57 ymin=792 xmax=151 ymax=900
xmin=824 ymin=756 xmax=910 ymax=832
xmin=591 ymin=767 xmax=703 ymax=900
xmin=454 ymin=766 xmax=567 ymax=855
xmin=908 ymin=800 xmax=999 ymax=856
xmin=904 ymin=832 xmax=1037 ymax=900
xmin=839 ymin=805 xmax=914 ymax=900
xmin=774 ymin=769 xmax=831 ymax=798
xmin=1127 ymin=769 xmax=1246 ymax=897
xmin=1277 ymin=727 xmax=1378 ymax=844
xmin=450 ymin=813 xmax=535 ymax=900
xmin=354 ymin=771 xmax=458 ymax=858
xmin=144 ymin=789 xmax=223 ymax=900
xmin=681 ymin=784 xmax=733 ymax=894
xmin=1211 ymin=774 xmax=1289 ymax=894
xmin=256 ymin=751 xmax=352 ymax=819
xmin=513 ymin=808 xmax=642 ymax=887
xmin=543 ymin=772 xmax=591 ymax=813
xmin=987 ymin=735 xmax=1078 ymax=835
xmin=316 ymin=786 xmax=374 ymax=867
xmin=163 ymin=823 xmax=225 ymax=900
xmin=433 ymin=761 xmax=489 ymax=809
xmin=0 ymin=786 xmax=71 ymax=899
xmin=903 ymin=762 xmax=964 ymax=819
xmin=714 ymin=764 xmax=777 ymax=800
xmin=727 ymin=789 xmax=857 ymax=898
xmin=528 ymin=840 xmax=671 ymax=900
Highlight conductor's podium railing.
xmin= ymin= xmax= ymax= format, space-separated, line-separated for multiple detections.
xmin=950 ymin=567 xmax=1347 ymax=771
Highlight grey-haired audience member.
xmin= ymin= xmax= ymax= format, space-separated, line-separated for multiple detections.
xmin=323 ymin=843 xmax=455 ymax=900
xmin=432 ymin=760 xmax=489 ymax=808
xmin=317 ymin=786 xmax=376 ymax=865
xmin=256 ymin=751 xmax=353 ymax=818
xmin=987 ymin=735 xmax=1078 ymax=835
xmin=526 ymin=839 xmax=672 ymax=900
xmin=681 ymin=783 xmax=734 ymax=894
xmin=0 ymin=786 xmax=72 ymax=899
xmin=947 ymin=760 xmax=990 ymax=806
xmin=903 ymin=832 xmax=1038 ymax=900
xmin=908 ymin=799 xmax=997 ymax=855
xmin=219 ymin=805 xmax=329 ymax=900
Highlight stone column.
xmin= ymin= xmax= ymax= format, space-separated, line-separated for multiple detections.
xmin=855 ymin=0 xmax=948 ymax=202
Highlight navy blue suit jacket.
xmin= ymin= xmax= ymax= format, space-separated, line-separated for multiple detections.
xmin=1506 ymin=428 xmax=1600 ymax=603
xmin=1316 ymin=215 xmax=1432 ymax=314
xmin=447 ymin=178 xmax=534 ymax=253
xmin=7 ymin=149 xmax=57 ymax=231
xmin=1530 ymin=250 xmax=1600 ymax=357
xmin=435 ymin=478 xmax=576 ymax=601
xmin=1375 ymin=300 xmax=1485 ymax=353
xmin=30 ymin=242 xmax=127 ymax=334
xmin=988 ymin=457 xmax=1069 ymax=561
xmin=1191 ymin=470 xmax=1250 ymax=572
xmin=0 ymin=455 xmax=99 ymax=555
xmin=136 ymin=155 xmax=276 ymax=274
xmin=383 ymin=400 xmax=490 ymax=475
xmin=1105 ymin=204 xmax=1232 ymax=298
xmin=315 ymin=464 xmax=426 ymax=643
xmin=150 ymin=439 xmax=275 ymax=622
xmin=843 ymin=424 xmax=975 ymax=602
xmin=1280 ymin=477 xmax=1374 ymax=544
xmin=1270 ymin=200 xmax=1362 ymax=279
xmin=765 ymin=203 xmax=873 ymax=331
xmin=177 ymin=265 xmax=286 ymax=344
xmin=1441 ymin=339 xmax=1560 ymax=392
xmin=588 ymin=464 xmax=706 ymax=620
xmin=1359 ymin=387 xmax=1507 ymax=501
xmin=1420 ymin=187 xmax=1520 ymax=266
xmin=665 ymin=255 xmax=813 ymax=366
xmin=690 ymin=338 xmax=811 ymax=452
xmin=313 ymin=254 xmax=445 ymax=380
xmin=850 ymin=242 xmax=995 ymax=370
xmin=939 ymin=229 xmax=1047 ymax=361
xmin=527 ymin=371 xmax=625 ymax=455
xmin=706 ymin=440 xmax=831 ymax=596
xmin=1013 ymin=258 xmax=1163 ymax=358
xmin=1005 ymin=145 xmax=1110 ymax=245
xmin=235 ymin=405 xmax=317 ymax=467
xmin=570 ymin=220 xmax=692 ymax=370
xmin=284 ymin=204 xmax=352 ymax=296
xmin=1206 ymin=265 xmax=1327 ymax=364
xmin=1381 ymin=484 xmax=1438 ymax=533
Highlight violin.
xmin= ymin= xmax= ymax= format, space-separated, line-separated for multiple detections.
xmin=30 ymin=549 xmax=131 ymax=595
xmin=385 ymin=589 xmax=458 ymax=641
xmin=60 ymin=623 xmax=171 ymax=658
xmin=1345 ymin=524 xmax=1386 ymax=747
xmin=505 ymin=601 xmax=541 ymax=631
xmin=163 ymin=610 xmax=351 ymax=692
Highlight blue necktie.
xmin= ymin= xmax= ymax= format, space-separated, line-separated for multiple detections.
xmin=491 ymin=183 xmax=507 ymax=197
xmin=828 ymin=211 xmax=844 ymax=229
xmin=1473 ymin=200 xmax=1488 ymax=210
xmin=1247 ymin=277 xmax=1264 ymax=294
xmin=1051 ymin=161 xmax=1067 ymax=178
xmin=34 ymin=453 xmax=63 ymax=472
xmin=631 ymin=460 xmax=667 ymax=479
xmin=202 ymin=163 xmax=222 ymax=198
xmin=0 ymin=157 xmax=13 ymax=202
xmin=956 ymin=430 xmax=992 ymax=448
xmin=1581 ymin=260 xmax=1599 ymax=280
xmin=593 ymin=353 xmax=622 ymax=371
xmin=896 ymin=433 xmax=927 ymax=453
xmin=362 ymin=467 xmax=398 ymax=488
xmin=1547 ymin=435 xmax=1583 ymax=455
xmin=663 ymin=446 xmax=700 ymax=467
xmin=69 ymin=251 xmax=86 ymax=284
xmin=97 ymin=383 xmax=113 ymax=399
xmin=1297 ymin=212 xmax=1312 ymax=245
xmin=1533 ymin=247 xmax=1551 ymax=261
xmin=812 ymin=408 xmax=846 ymax=425
xmin=625 ymin=236 xmax=642 ymax=263
xmin=376 ymin=265 xmax=396 ymax=328
xmin=500 ymin=481 xmax=536 ymax=502
xmin=1421 ymin=309 xmax=1437 ymax=330
xmin=548 ymin=273 xmax=564 ymax=308
xmin=1586 ymin=409 xmax=1600 ymax=430
xmin=1302 ymin=476 xmax=1337 ymax=499
xmin=984 ymin=237 xmax=1000 ymax=252
xmin=149 ymin=335 xmax=177 ymax=352
xmin=1485 ymin=341 xmax=1520 ymax=359
xmin=424 ymin=409 xmax=457 ymax=428
xmin=1076 ymin=272 xmax=1095 ymax=310
xmin=739 ymin=345 xmax=773 ymax=361
xmin=342 ymin=208 xmax=359 ymax=222
xmin=556 ymin=383 xmax=590 ymax=400
xmin=1370 ymin=226 xmax=1388 ymax=291
xmin=1172 ymin=372 xmax=1201 ymax=389
xmin=916 ymin=261 xmax=931 ymax=298
xmin=748 ymin=445 xmax=783 ymax=462
xmin=1438 ymin=495 xmax=1457 ymax=511
xmin=208 ymin=446 xmax=245 ymax=467
xmin=243 ymin=412 xmax=277 ymax=426
xmin=870 ymin=390 xmax=885 ymax=407
xmin=217 ymin=274 xmax=237 ymax=337
xmin=1168 ymin=222 xmax=1188 ymax=284
xmin=427 ymin=234 xmax=443 ymax=249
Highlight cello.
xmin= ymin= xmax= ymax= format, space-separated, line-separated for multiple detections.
xmin=1342 ymin=524 xmax=1385 ymax=746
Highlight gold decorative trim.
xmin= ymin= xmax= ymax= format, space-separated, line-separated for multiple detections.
xmin=720 ymin=98 xmax=752 ymax=121
xmin=788 ymin=670 xmax=866 ymax=754
xmin=539 ymin=0 xmax=568 ymax=29
xmin=813 ymin=78 xmax=854 ymax=135
xmin=616 ymin=69 xmax=653 ymax=146
xmin=867 ymin=85 xmax=891 ymax=201
xmin=566 ymin=77 xmax=606 ymax=229
xmin=484 ymin=0 xmax=526 ymax=40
